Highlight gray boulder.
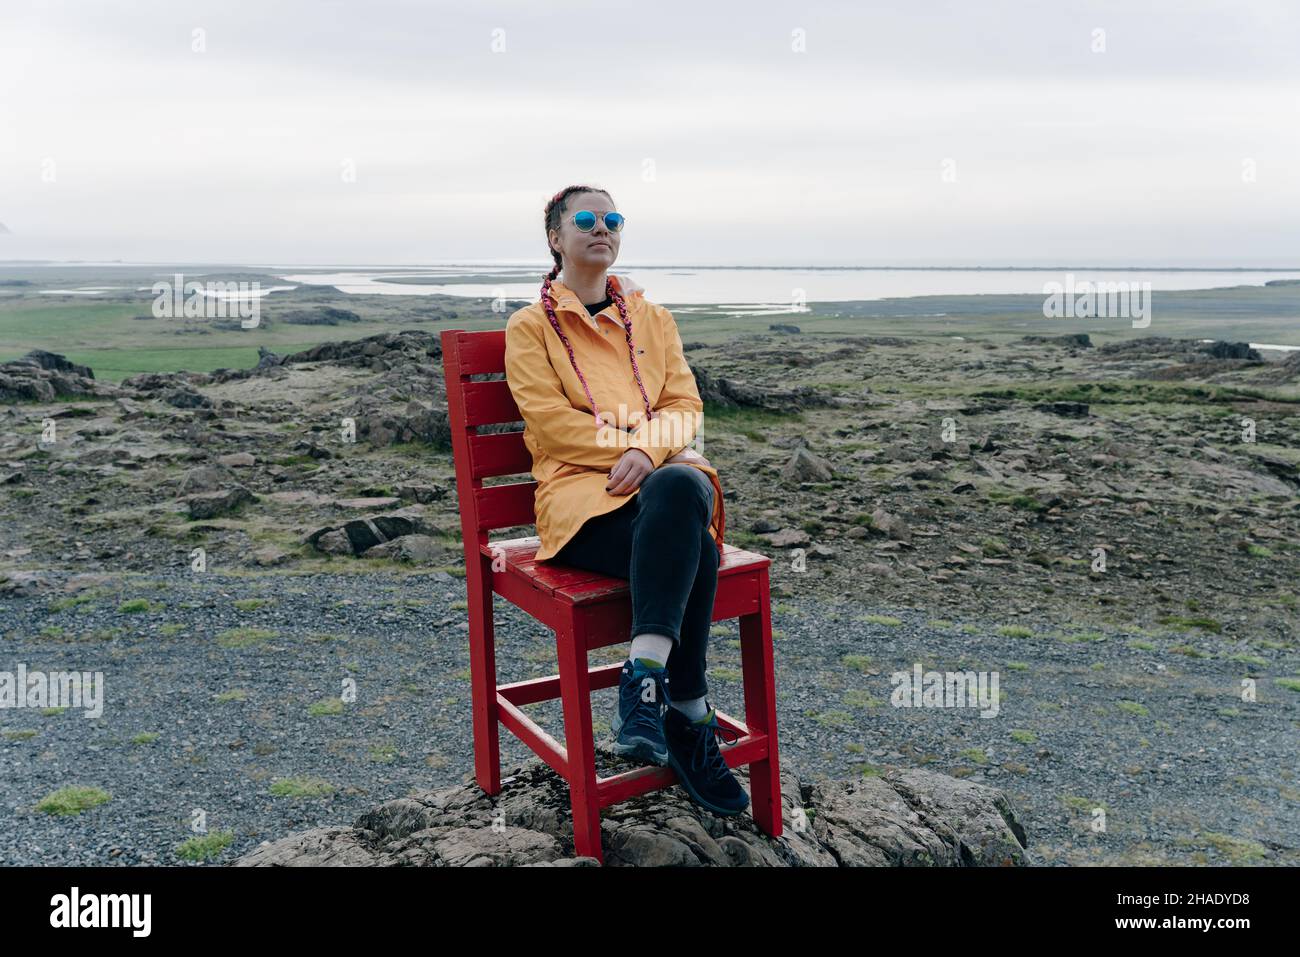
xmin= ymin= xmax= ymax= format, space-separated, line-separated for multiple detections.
xmin=186 ymin=485 xmax=255 ymax=519
xmin=1033 ymin=401 xmax=1090 ymax=418
xmin=0 ymin=350 xmax=118 ymax=403
xmin=692 ymin=367 xmax=831 ymax=412
xmin=305 ymin=511 xmax=438 ymax=556
xmin=348 ymin=397 xmax=451 ymax=450
xmin=0 ymin=569 xmax=56 ymax=596
xmin=766 ymin=527 xmax=812 ymax=548
xmin=362 ymin=534 xmax=454 ymax=564
xmin=870 ymin=507 xmax=912 ymax=544
xmin=163 ymin=387 xmax=210 ymax=409
xmin=178 ymin=465 xmax=236 ymax=494
xmin=1020 ymin=333 xmax=1092 ymax=349
xmin=233 ymin=757 xmax=1031 ymax=867
xmin=19 ymin=350 xmax=96 ymax=378
xmin=279 ymin=306 xmax=363 ymax=326
xmin=782 ymin=446 xmax=835 ymax=484
xmin=1202 ymin=340 xmax=1260 ymax=361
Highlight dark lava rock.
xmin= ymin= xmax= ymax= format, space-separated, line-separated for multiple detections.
xmin=1034 ymin=401 xmax=1090 ymax=418
xmin=233 ymin=757 xmax=1032 ymax=867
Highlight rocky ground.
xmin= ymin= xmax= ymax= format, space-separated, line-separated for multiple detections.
xmin=1 ymin=316 xmax=1298 ymax=866
xmin=233 ymin=755 xmax=1031 ymax=867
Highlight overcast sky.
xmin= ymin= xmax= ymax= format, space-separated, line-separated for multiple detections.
xmin=2 ymin=0 xmax=1298 ymax=266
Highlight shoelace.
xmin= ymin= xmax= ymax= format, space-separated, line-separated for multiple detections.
xmin=620 ymin=667 xmax=666 ymax=736
xmin=686 ymin=711 xmax=742 ymax=781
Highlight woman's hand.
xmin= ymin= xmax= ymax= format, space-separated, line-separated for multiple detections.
xmin=664 ymin=448 xmax=712 ymax=468
xmin=605 ymin=448 xmax=654 ymax=495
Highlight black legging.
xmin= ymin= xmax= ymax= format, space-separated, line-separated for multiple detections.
xmin=550 ymin=464 xmax=718 ymax=701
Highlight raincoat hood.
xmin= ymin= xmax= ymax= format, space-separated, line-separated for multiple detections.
xmin=542 ymin=273 xmax=646 ymax=318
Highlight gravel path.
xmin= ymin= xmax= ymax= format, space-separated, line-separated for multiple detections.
xmin=1 ymin=567 xmax=1296 ymax=865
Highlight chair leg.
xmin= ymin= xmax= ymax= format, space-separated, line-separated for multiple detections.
xmin=468 ymin=553 xmax=501 ymax=795
xmin=739 ymin=568 xmax=782 ymax=839
xmin=556 ymin=621 xmax=603 ymax=863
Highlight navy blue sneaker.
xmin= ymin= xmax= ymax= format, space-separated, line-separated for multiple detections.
xmin=663 ymin=703 xmax=750 ymax=816
xmin=611 ymin=658 xmax=669 ymax=766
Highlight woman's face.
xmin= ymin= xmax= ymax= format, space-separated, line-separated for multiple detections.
xmin=549 ymin=191 xmax=620 ymax=272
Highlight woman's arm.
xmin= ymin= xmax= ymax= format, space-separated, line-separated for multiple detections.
xmin=504 ymin=313 xmax=626 ymax=471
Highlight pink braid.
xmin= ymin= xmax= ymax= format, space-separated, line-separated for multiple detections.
xmin=540 ymin=267 xmax=654 ymax=440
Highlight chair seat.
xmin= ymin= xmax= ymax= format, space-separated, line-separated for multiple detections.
xmin=481 ymin=536 xmax=770 ymax=606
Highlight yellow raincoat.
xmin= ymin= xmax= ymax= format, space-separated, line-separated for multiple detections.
xmin=504 ymin=274 xmax=724 ymax=563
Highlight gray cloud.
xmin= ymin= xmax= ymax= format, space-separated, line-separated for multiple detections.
xmin=2 ymin=0 xmax=1297 ymax=265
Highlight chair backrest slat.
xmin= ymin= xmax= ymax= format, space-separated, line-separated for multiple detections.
xmin=455 ymin=330 xmax=513 ymax=375
xmin=474 ymin=481 xmax=538 ymax=532
xmin=463 ymin=379 xmax=521 ymax=426
xmin=468 ymin=431 xmax=533 ymax=481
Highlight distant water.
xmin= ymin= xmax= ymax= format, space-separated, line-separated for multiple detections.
xmin=36 ymin=286 xmax=126 ymax=295
xmin=277 ymin=266 xmax=1300 ymax=307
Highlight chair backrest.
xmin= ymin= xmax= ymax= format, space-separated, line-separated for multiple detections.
xmin=440 ymin=329 xmax=537 ymax=564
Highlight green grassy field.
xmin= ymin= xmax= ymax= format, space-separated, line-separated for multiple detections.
xmin=3 ymin=266 xmax=1298 ymax=381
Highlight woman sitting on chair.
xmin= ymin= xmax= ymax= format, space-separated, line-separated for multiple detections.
xmin=503 ymin=184 xmax=747 ymax=816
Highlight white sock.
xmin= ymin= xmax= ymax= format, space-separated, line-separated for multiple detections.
xmin=629 ymin=632 xmax=673 ymax=668
xmin=669 ymin=695 xmax=709 ymax=722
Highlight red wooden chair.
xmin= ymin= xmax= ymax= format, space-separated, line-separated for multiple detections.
xmin=440 ymin=328 xmax=782 ymax=863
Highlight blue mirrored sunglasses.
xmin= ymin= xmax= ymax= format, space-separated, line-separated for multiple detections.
xmin=571 ymin=210 xmax=625 ymax=233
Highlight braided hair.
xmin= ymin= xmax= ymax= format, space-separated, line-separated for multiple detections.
xmin=539 ymin=185 xmax=653 ymax=435
xmin=544 ymin=184 xmax=609 ymax=277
